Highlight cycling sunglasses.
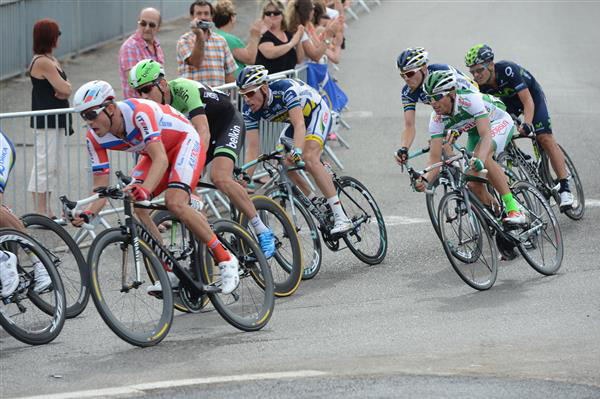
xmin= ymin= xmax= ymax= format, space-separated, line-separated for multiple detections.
xmin=138 ymin=20 xmax=158 ymax=28
xmin=426 ymin=92 xmax=450 ymax=102
xmin=264 ymin=11 xmax=282 ymax=16
xmin=80 ymin=105 xmax=107 ymax=121
xmin=136 ymin=82 xmax=159 ymax=95
xmin=469 ymin=65 xmax=487 ymax=75
xmin=240 ymin=86 xmax=262 ymax=99
xmin=400 ymin=69 xmax=421 ymax=79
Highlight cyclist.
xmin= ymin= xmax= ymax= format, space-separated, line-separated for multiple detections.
xmin=0 ymin=129 xmax=51 ymax=297
xmin=464 ymin=44 xmax=573 ymax=210
xmin=127 ymin=59 xmax=275 ymax=258
xmin=394 ymin=47 xmax=478 ymax=165
xmin=415 ymin=70 xmax=526 ymax=226
xmin=236 ymin=64 xmax=352 ymax=235
xmin=71 ymin=80 xmax=239 ymax=294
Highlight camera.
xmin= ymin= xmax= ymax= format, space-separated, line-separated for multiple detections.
xmin=196 ymin=20 xmax=213 ymax=30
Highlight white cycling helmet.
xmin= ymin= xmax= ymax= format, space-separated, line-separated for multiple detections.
xmin=73 ymin=80 xmax=116 ymax=112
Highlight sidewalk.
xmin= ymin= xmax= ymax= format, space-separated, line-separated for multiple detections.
xmin=0 ymin=0 xmax=262 ymax=114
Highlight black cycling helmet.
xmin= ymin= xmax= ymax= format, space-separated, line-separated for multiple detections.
xmin=465 ymin=44 xmax=494 ymax=67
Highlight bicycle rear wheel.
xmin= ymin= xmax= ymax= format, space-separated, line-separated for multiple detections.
xmin=266 ymin=188 xmax=322 ymax=280
xmin=511 ymin=181 xmax=563 ymax=275
xmin=238 ymin=195 xmax=303 ymax=297
xmin=152 ymin=210 xmax=210 ymax=313
xmin=541 ymin=145 xmax=585 ymax=220
xmin=0 ymin=229 xmax=66 ymax=345
xmin=21 ymin=214 xmax=89 ymax=318
xmin=336 ymin=176 xmax=387 ymax=265
xmin=87 ymin=227 xmax=173 ymax=347
xmin=437 ymin=193 xmax=498 ymax=290
xmin=201 ymin=220 xmax=274 ymax=332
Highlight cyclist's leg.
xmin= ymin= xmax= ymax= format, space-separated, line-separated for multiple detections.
xmin=531 ymin=93 xmax=569 ymax=182
xmin=130 ymin=155 xmax=166 ymax=242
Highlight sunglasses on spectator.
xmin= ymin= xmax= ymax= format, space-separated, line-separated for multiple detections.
xmin=240 ymin=86 xmax=262 ymax=99
xmin=400 ymin=69 xmax=421 ymax=79
xmin=264 ymin=10 xmax=282 ymax=16
xmin=138 ymin=20 xmax=158 ymax=28
xmin=80 ymin=106 xmax=107 ymax=121
xmin=426 ymin=92 xmax=450 ymax=102
xmin=136 ymin=82 xmax=159 ymax=95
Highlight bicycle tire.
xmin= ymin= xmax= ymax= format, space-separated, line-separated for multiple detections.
xmin=266 ymin=188 xmax=322 ymax=280
xmin=437 ymin=192 xmax=498 ymax=290
xmin=87 ymin=227 xmax=174 ymax=347
xmin=200 ymin=220 xmax=274 ymax=332
xmin=21 ymin=214 xmax=89 ymax=318
xmin=336 ymin=176 xmax=388 ymax=265
xmin=511 ymin=181 xmax=563 ymax=275
xmin=540 ymin=144 xmax=585 ymax=220
xmin=0 ymin=228 xmax=66 ymax=345
xmin=237 ymin=195 xmax=303 ymax=297
xmin=151 ymin=210 xmax=210 ymax=313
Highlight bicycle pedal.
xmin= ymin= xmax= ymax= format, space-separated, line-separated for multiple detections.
xmin=202 ymin=284 xmax=221 ymax=294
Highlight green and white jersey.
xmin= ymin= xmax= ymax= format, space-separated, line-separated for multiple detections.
xmin=428 ymin=90 xmax=508 ymax=139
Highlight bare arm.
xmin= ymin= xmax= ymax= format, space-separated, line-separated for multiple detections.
xmin=140 ymin=141 xmax=169 ymax=193
xmin=186 ymin=28 xmax=206 ymax=67
xmin=259 ymin=27 xmax=303 ymax=60
xmin=190 ymin=114 xmax=211 ymax=152
xmin=232 ymin=20 xmax=264 ymax=65
xmin=35 ymin=58 xmax=72 ymax=98
xmin=400 ymin=110 xmax=417 ymax=149
xmin=517 ymin=88 xmax=535 ymax=126
xmin=474 ymin=116 xmax=493 ymax=161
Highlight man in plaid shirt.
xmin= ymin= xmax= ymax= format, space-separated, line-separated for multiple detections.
xmin=118 ymin=7 xmax=165 ymax=99
xmin=176 ymin=0 xmax=235 ymax=87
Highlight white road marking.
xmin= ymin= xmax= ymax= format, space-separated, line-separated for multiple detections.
xmin=385 ymin=215 xmax=428 ymax=226
xmin=586 ymin=199 xmax=600 ymax=207
xmin=16 ymin=370 xmax=328 ymax=399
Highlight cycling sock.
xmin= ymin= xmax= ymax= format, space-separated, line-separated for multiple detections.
xmin=559 ymin=178 xmax=570 ymax=193
xmin=0 ymin=250 xmax=8 ymax=262
xmin=327 ymin=195 xmax=348 ymax=221
xmin=501 ymin=193 xmax=519 ymax=214
xmin=250 ymin=215 xmax=269 ymax=235
xmin=207 ymin=234 xmax=231 ymax=263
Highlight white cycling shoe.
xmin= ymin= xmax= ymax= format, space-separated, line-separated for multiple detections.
xmin=559 ymin=191 xmax=574 ymax=209
xmin=1 ymin=251 xmax=19 ymax=298
xmin=146 ymin=271 xmax=179 ymax=296
xmin=33 ymin=261 xmax=52 ymax=293
xmin=219 ymin=257 xmax=240 ymax=295
xmin=330 ymin=218 xmax=353 ymax=235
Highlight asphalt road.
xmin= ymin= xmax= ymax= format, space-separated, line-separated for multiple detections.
xmin=2 ymin=1 xmax=600 ymax=398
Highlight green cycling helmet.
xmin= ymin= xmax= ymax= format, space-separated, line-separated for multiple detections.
xmin=128 ymin=59 xmax=165 ymax=88
xmin=423 ymin=70 xmax=457 ymax=95
xmin=465 ymin=44 xmax=494 ymax=67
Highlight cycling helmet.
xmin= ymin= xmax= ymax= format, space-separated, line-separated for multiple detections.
xmin=236 ymin=65 xmax=269 ymax=90
xmin=128 ymin=59 xmax=165 ymax=88
xmin=396 ymin=47 xmax=429 ymax=72
xmin=423 ymin=70 xmax=457 ymax=95
xmin=73 ymin=80 xmax=115 ymax=112
xmin=465 ymin=44 xmax=494 ymax=67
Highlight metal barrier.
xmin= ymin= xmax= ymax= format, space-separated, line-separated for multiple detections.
xmin=0 ymin=0 xmax=189 ymax=81
xmin=0 ymin=64 xmax=346 ymax=218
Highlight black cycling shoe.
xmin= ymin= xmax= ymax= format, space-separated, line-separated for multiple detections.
xmin=495 ymin=232 xmax=519 ymax=261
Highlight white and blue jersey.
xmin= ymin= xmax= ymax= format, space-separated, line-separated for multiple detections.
xmin=242 ymin=79 xmax=332 ymax=148
xmin=0 ymin=130 xmax=16 ymax=193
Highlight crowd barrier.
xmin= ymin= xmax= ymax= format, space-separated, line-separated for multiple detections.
xmin=0 ymin=65 xmax=349 ymax=218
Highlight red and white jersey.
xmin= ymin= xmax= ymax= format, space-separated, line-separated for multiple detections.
xmin=85 ymin=98 xmax=197 ymax=175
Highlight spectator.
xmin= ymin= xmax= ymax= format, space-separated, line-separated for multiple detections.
xmin=176 ymin=0 xmax=236 ymax=87
xmin=255 ymin=0 xmax=305 ymax=74
xmin=213 ymin=0 xmax=267 ymax=77
xmin=27 ymin=19 xmax=72 ymax=219
xmin=118 ymin=7 xmax=164 ymax=99
xmin=287 ymin=0 xmax=341 ymax=63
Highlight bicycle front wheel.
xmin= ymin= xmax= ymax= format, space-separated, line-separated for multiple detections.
xmin=0 ymin=228 xmax=66 ymax=345
xmin=21 ymin=214 xmax=89 ymax=318
xmin=511 ymin=181 xmax=563 ymax=275
xmin=238 ymin=195 xmax=303 ymax=297
xmin=87 ymin=227 xmax=174 ymax=347
xmin=201 ymin=220 xmax=274 ymax=332
xmin=266 ymin=188 xmax=322 ymax=280
xmin=437 ymin=193 xmax=498 ymax=290
xmin=337 ymin=176 xmax=388 ymax=265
